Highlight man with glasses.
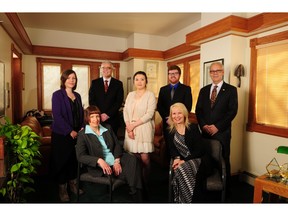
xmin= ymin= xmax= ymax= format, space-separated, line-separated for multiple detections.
xmin=157 ymin=65 xmax=192 ymax=165
xmin=89 ymin=60 xmax=124 ymax=135
xmin=196 ymin=62 xmax=238 ymax=198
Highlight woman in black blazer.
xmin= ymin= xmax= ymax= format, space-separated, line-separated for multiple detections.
xmin=167 ymin=103 xmax=212 ymax=203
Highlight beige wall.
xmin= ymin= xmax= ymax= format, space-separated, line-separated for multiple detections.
xmin=1 ymin=13 xmax=288 ymax=181
xmin=0 ymin=26 xmax=14 ymax=121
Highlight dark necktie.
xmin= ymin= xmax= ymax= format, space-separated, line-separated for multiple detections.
xmin=104 ymin=80 xmax=109 ymax=92
xmin=210 ymin=85 xmax=218 ymax=107
xmin=171 ymin=86 xmax=175 ymax=100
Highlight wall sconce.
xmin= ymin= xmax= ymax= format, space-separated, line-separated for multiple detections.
xmin=234 ymin=64 xmax=245 ymax=88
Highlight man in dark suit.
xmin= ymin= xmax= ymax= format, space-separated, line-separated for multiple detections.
xmin=195 ymin=62 xmax=238 ymax=192
xmin=89 ymin=60 xmax=124 ymax=135
xmin=157 ymin=65 xmax=192 ymax=162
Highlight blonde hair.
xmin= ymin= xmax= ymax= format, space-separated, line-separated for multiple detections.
xmin=168 ymin=102 xmax=190 ymax=132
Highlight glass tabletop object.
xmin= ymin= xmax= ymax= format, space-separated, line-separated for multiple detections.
xmin=279 ymin=163 xmax=288 ymax=184
xmin=266 ymin=157 xmax=281 ymax=178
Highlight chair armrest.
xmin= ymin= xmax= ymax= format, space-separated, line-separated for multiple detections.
xmin=42 ymin=126 xmax=51 ymax=137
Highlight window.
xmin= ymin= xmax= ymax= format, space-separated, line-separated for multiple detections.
xmin=247 ymin=31 xmax=288 ymax=138
xmin=37 ymin=58 xmax=119 ymax=114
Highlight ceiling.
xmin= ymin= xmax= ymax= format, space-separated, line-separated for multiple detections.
xmin=17 ymin=13 xmax=201 ymax=38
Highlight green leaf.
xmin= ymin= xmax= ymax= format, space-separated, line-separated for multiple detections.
xmin=0 ymin=188 xmax=6 ymax=196
xmin=11 ymin=163 xmax=21 ymax=172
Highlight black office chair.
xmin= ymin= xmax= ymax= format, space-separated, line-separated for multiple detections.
xmin=76 ymin=161 xmax=126 ymax=202
xmin=168 ymin=138 xmax=226 ymax=202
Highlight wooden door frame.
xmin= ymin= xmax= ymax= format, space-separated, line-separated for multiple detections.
xmin=11 ymin=44 xmax=23 ymax=124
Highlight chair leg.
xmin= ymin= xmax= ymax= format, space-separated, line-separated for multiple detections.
xmin=108 ymin=175 xmax=112 ymax=202
xmin=221 ymin=190 xmax=226 ymax=202
xmin=77 ymin=162 xmax=80 ymax=202
xmin=168 ymin=159 xmax=174 ymax=203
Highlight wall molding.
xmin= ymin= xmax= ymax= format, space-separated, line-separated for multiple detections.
xmin=33 ymin=45 xmax=123 ymax=61
xmin=2 ymin=13 xmax=288 ymax=61
xmin=186 ymin=13 xmax=288 ymax=45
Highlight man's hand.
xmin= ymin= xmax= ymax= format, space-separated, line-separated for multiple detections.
xmin=101 ymin=113 xmax=110 ymax=122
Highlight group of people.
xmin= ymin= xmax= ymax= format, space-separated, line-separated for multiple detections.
xmin=49 ymin=59 xmax=238 ymax=203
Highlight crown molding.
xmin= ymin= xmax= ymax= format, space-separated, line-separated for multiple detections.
xmin=2 ymin=13 xmax=288 ymax=60
xmin=0 ymin=13 xmax=32 ymax=54
xmin=186 ymin=13 xmax=288 ymax=45
xmin=33 ymin=45 xmax=123 ymax=61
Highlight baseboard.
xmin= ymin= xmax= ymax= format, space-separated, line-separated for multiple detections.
xmin=239 ymin=171 xmax=257 ymax=186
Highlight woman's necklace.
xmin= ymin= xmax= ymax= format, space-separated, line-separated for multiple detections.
xmin=176 ymin=124 xmax=185 ymax=135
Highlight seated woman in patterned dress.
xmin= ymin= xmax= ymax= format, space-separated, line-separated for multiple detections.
xmin=167 ymin=102 xmax=212 ymax=203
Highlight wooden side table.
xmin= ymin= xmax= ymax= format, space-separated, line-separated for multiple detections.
xmin=253 ymin=173 xmax=288 ymax=203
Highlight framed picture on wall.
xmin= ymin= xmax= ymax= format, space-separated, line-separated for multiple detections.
xmin=0 ymin=62 xmax=5 ymax=117
xmin=147 ymin=79 xmax=158 ymax=97
xmin=144 ymin=61 xmax=158 ymax=79
xmin=203 ymin=58 xmax=225 ymax=86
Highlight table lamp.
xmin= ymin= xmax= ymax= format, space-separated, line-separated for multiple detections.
xmin=276 ymin=146 xmax=288 ymax=183
xmin=276 ymin=146 xmax=288 ymax=154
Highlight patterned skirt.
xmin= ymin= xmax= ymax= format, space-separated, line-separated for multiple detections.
xmin=172 ymin=158 xmax=201 ymax=203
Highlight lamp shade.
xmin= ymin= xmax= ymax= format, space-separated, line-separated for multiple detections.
xmin=276 ymin=146 xmax=288 ymax=154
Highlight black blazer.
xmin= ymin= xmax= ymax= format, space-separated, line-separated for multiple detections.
xmin=167 ymin=123 xmax=213 ymax=176
xmin=75 ymin=123 xmax=123 ymax=177
xmin=195 ymin=82 xmax=238 ymax=148
xmin=167 ymin=123 xmax=203 ymax=160
xmin=88 ymin=77 xmax=124 ymax=131
xmin=157 ymin=83 xmax=192 ymax=122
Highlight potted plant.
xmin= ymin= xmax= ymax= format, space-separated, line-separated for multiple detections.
xmin=0 ymin=117 xmax=41 ymax=202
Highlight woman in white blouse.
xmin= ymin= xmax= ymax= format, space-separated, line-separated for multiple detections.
xmin=123 ymin=71 xmax=156 ymax=191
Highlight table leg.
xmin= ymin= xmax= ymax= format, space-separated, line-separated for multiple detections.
xmin=253 ymin=179 xmax=263 ymax=203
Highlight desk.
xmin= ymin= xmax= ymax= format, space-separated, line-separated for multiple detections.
xmin=253 ymin=173 xmax=288 ymax=203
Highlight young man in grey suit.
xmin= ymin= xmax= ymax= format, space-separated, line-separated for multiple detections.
xmin=89 ymin=60 xmax=124 ymax=135
xmin=196 ymin=62 xmax=238 ymax=196
xmin=157 ymin=65 xmax=192 ymax=164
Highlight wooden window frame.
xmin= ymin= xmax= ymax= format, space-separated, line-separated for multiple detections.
xmin=247 ymin=30 xmax=288 ymax=138
xmin=36 ymin=57 xmax=119 ymax=114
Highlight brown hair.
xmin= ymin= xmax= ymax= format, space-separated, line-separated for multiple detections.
xmin=84 ymin=105 xmax=101 ymax=124
xmin=60 ymin=69 xmax=78 ymax=90
xmin=168 ymin=65 xmax=181 ymax=75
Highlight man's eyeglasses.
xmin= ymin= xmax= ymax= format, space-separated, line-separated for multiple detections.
xmin=101 ymin=67 xmax=112 ymax=70
xmin=168 ymin=72 xmax=179 ymax=76
xmin=210 ymin=69 xmax=223 ymax=73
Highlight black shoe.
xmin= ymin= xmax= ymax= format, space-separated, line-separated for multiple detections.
xmin=131 ymin=189 xmax=143 ymax=203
